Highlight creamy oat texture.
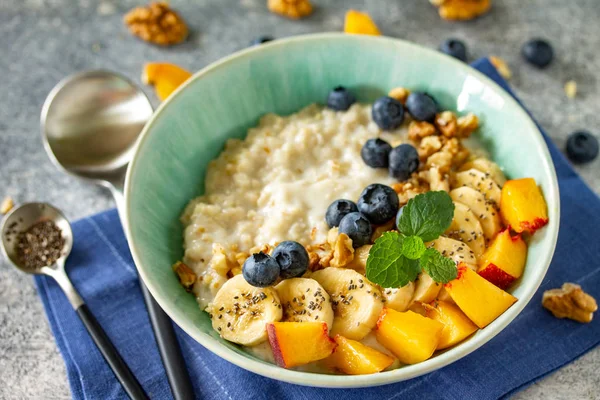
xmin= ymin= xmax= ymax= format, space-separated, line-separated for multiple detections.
xmin=181 ymin=104 xmax=405 ymax=307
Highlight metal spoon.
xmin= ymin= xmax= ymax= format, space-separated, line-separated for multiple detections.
xmin=1 ymin=202 xmax=148 ymax=399
xmin=40 ymin=71 xmax=194 ymax=400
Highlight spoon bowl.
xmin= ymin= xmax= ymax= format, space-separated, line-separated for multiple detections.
xmin=40 ymin=70 xmax=153 ymax=191
xmin=1 ymin=202 xmax=73 ymax=274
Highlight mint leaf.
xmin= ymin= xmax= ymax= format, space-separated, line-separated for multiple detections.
xmin=402 ymin=235 xmax=426 ymax=260
xmin=366 ymin=232 xmax=421 ymax=288
xmin=420 ymin=248 xmax=458 ymax=283
xmin=398 ymin=191 xmax=455 ymax=242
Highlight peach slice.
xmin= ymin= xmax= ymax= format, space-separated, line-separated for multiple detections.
xmin=375 ymin=308 xmax=444 ymax=364
xmin=328 ymin=335 xmax=394 ymax=375
xmin=423 ymin=300 xmax=478 ymax=349
xmin=500 ymin=178 xmax=549 ymax=234
xmin=267 ymin=322 xmax=336 ymax=368
xmin=344 ymin=10 xmax=381 ymax=35
xmin=478 ymin=229 xmax=527 ymax=289
xmin=142 ymin=62 xmax=192 ymax=101
xmin=444 ymin=265 xmax=517 ymax=328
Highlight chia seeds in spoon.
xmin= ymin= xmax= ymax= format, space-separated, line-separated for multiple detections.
xmin=16 ymin=220 xmax=64 ymax=269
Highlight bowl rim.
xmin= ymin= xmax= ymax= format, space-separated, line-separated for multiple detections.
xmin=123 ymin=32 xmax=560 ymax=388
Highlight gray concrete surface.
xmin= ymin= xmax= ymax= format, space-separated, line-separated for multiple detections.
xmin=0 ymin=0 xmax=599 ymax=399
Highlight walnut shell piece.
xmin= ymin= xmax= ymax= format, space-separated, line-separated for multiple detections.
xmin=172 ymin=261 xmax=197 ymax=292
xmin=542 ymin=283 xmax=597 ymax=323
xmin=124 ymin=2 xmax=188 ymax=46
xmin=268 ymin=0 xmax=313 ymax=19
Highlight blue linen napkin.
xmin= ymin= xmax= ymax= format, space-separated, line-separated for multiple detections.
xmin=34 ymin=58 xmax=600 ymax=400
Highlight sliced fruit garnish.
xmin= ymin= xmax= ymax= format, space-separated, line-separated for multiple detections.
xmin=444 ymin=264 xmax=517 ymax=328
xmin=327 ymin=335 xmax=394 ymax=375
xmin=375 ymin=308 xmax=444 ymax=364
xmin=267 ymin=321 xmax=336 ymax=368
xmin=423 ymin=300 xmax=478 ymax=349
xmin=450 ymin=187 xmax=502 ymax=241
xmin=500 ymin=178 xmax=549 ymax=234
xmin=478 ymin=229 xmax=527 ymax=290
xmin=344 ymin=10 xmax=381 ymax=35
xmin=142 ymin=62 xmax=192 ymax=101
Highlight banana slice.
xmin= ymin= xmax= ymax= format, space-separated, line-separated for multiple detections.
xmin=446 ymin=202 xmax=485 ymax=258
xmin=412 ymin=272 xmax=443 ymax=304
xmin=429 ymin=236 xmax=477 ymax=270
xmin=381 ymin=282 xmax=415 ymax=312
xmin=275 ymin=278 xmax=334 ymax=330
xmin=450 ymin=187 xmax=502 ymax=241
xmin=311 ymin=267 xmax=384 ymax=340
xmin=460 ymin=158 xmax=506 ymax=186
xmin=207 ymin=275 xmax=282 ymax=346
xmin=452 ymin=168 xmax=501 ymax=205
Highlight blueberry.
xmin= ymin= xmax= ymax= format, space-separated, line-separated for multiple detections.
xmin=338 ymin=212 xmax=373 ymax=248
xmin=395 ymin=205 xmax=405 ymax=228
xmin=389 ymin=144 xmax=419 ymax=181
xmin=242 ymin=252 xmax=280 ymax=287
xmin=326 ymin=199 xmax=359 ymax=228
xmin=522 ymin=39 xmax=554 ymax=68
xmin=357 ymin=184 xmax=400 ymax=225
xmin=272 ymin=241 xmax=309 ymax=279
xmin=327 ymin=86 xmax=356 ymax=111
xmin=250 ymin=36 xmax=274 ymax=46
xmin=372 ymin=96 xmax=405 ymax=130
xmin=361 ymin=138 xmax=393 ymax=168
xmin=405 ymin=92 xmax=438 ymax=122
xmin=566 ymin=131 xmax=599 ymax=164
xmin=440 ymin=38 xmax=467 ymax=62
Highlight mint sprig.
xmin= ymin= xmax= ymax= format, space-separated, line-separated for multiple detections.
xmin=365 ymin=232 xmax=421 ymax=288
xmin=366 ymin=191 xmax=458 ymax=288
xmin=398 ymin=191 xmax=454 ymax=242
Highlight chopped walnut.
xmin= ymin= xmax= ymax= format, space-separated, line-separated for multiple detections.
xmin=457 ymin=113 xmax=479 ymax=138
xmin=248 ymin=243 xmax=273 ymax=256
xmin=172 ymin=261 xmax=197 ymax=292
xmin=418 ymin=136 xmax=443 ymax=159
xmin=208 ymin=244 xmax=234 ymax=276
xmin=419 ymin=167 xmax=450 ymax=192
xmin=1 ymin=196 xmax=14 ymax=215
xmin=425 ymin=150 xmax=453 ymax=174
xmin=371 ymin=220 xmax=395 ymax=242
xmin=489 ymin=56 xmax=512 ymax=79
xmin=388 ymin=87 xmax=411 ymax=104
xmin=435 ymin=111 xmax=458 ymax=137
xmin=392 ymin=177 xmax=430 ymax=205
xmin=267 ymin=0 xmax=313 ymax=19
xmin=346 ymin=245 xmax=372 ymax=274
xmin=326 ymin=227 xmax=339 ymax=248
xmin=331 ymin=233 xmax=354 ymax=268
xmin=408 ymin=121 xmax=437 ymax=141
xmin=434 ymin=0 xmax=492 ymax=21
xmin=124 ymin=2 xmax=188 ymax=46
xmin=234 ymin=252 xmax=249 ymax=266
xmin=306 ymin=243 xmax=333 ymax=271
xmin=229 ymin=266 xmax=242 ymax=277
xmin=542 ymin=283 xmax=597 ymax=323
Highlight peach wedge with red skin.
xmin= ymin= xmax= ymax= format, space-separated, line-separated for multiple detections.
xmin=500 ymin=178 xmax=549 ymax=234
xmin=328 ymin=335 xmax=394 ymax=375
xmin=267 ymin=322 xmax=336 ymax=368
xmin=423 ymin=300 xmax=478 ymax=350
xmin=444 ymin=264 xmax=517 ymax=328
xmin=375 ymin=308 xmax=444 ymax=364
xmin=478 ymin=229 xmax=528 ymax=290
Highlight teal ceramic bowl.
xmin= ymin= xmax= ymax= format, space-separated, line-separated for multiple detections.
xmin=124 ymin=33 xmax=559 ymax=388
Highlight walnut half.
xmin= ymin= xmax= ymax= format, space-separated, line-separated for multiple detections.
xmin=542 ymin=283 xmax=597 ymax=323
xmin=172 ymin=261 xmax=197 ymax=292
xmin=124 ymin=2 xmax=188 ymax=46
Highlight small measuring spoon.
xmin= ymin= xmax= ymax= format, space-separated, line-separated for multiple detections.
xmin=1 ymin=202 xmax=148 ymax=399
xmin=40 ymin=70 xmax=194 ymax=400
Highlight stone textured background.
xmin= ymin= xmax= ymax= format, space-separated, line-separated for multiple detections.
xmin=0 ymin=0 xmax=598 ymax=399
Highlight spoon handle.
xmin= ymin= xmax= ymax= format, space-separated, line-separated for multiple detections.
xmin=76 ymin=304 xmax=149 ymax=400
